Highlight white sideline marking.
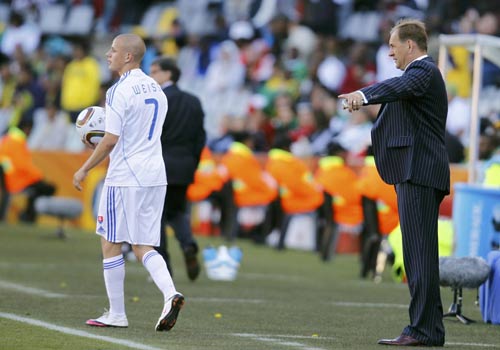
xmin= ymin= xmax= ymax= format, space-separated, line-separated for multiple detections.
xmin=332 ymin=301 xmax=408 ymax=309
xmin=0 ymin=280 xmax=66 ymax=298
xmin=233 ymin=333 xmax=327 ymax=350
xmin=447 ymin=342 xmax=500 ymax=348
xmin=233 ymin=333 xmax=500 ymax=349
xmin=240 ymin=272 xmax=305 ymax=282
xmin=190 ymin=296 xmax=265 ymax=304
xmin=0 ymin=312 xmax=162 ymax=350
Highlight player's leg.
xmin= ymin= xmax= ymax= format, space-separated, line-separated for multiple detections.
xmin=87 ymin=185 xmax=128 ymax=328
xmin=155 ymin=187 xmax=173 ymax=275
xmin=129 ymin=185 xmax=184 ymax=331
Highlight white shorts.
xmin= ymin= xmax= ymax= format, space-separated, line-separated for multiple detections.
xmin=96 ymin=185 xmax=166 ymax=246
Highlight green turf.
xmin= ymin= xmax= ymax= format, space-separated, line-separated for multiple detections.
xmin=0 ymin=223 xmax=498 ymax=350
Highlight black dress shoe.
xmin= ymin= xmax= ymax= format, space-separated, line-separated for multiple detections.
xmin=378 ymin=334 xmax=427 ymax=346
xmin=183 ymin=245 xmax=200 ymax=281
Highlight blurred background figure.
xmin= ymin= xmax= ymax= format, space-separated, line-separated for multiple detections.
xmin=28 ymin=99 xmax=70 ymax=151
xmin=265 ymin=134 xmax=323 ymax=250
xmin=60 ymin=39 xmax=100 ymax=123
xmin=0 ymin=118 xmax=55 ymax=222
xmin=0 ymin=11 xmax=40 ymax=58
xmin=218 ymin=131 xmax=278 ymax=243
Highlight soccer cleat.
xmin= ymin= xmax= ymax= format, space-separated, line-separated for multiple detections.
xmin=155 ymin=293 xmax=185 ymax=331
xmin=86 ymin=311 xmax=128 ymax=328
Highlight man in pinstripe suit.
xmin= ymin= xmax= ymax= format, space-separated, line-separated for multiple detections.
xmin=339 ymin=18 xmax=449 ymax=347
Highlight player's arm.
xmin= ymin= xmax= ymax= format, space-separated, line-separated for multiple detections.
xmin=73 ymin=132 xmax=118 ymax=191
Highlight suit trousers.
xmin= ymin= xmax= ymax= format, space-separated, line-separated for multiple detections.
xmin=395 ymin=181 xmax=446 ymax=346
xmin=155 ymin=184 xmax=198 ymax=271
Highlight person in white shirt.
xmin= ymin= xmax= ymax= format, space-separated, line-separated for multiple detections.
xmin=28 ymin=103 xmax=70 ymax=151
xmin=73 ymin=33 xmax=184 ymax=332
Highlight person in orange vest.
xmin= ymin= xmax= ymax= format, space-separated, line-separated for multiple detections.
xmin=357 ymin=151 xmax=399 ymax=279
xmin=186 ymin=146 xmax=225 ymax=236
xmin=315 ymin=142 xmax=363 ymax=227
xmin=265 ymin=134 xmax=324 ymax=249
xmin=187 ymin=146 xmax=225 ymax=203
xmin=357 ymin=155 xmax=399 ymax=235
xmin=219 ymin=131 xmax=278 ymax=242
xmin=0 ymin=118 xmax=55 ymax=222
xmin=314 ymin=141 xmax=363 ymax=259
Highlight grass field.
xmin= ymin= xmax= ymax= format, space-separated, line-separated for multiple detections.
xmin=0 ymin=223 xmax=498 ymax=350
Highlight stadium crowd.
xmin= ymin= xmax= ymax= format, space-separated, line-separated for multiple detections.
xmin=0 ymin=0 xmax=499 ymax=249
xmin=0 ymin=0 xmax=499 ymax=156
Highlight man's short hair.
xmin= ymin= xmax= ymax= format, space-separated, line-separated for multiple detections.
xmin=391 ymin=18 xmax=428 ymax=52
xmin=152 ymin=57 xmax=181 ymax=83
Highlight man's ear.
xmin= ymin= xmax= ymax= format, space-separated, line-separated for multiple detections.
xmin=407 ymin=40 xmax=414 ymax=53
xmin=125 ymin=52 xmax=132 ymax=63
xmin=165 ymin=70 xmax=173 ymax=81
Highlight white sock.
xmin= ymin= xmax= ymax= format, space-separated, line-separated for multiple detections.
xmin=103 ymin=255 xmax=126 ymax=316
xmin=142 ymin=250 xmax=175 ymax=302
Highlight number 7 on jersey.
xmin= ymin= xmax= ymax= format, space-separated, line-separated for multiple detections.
xmin=145 ymin=98 xmax=159 ymax=140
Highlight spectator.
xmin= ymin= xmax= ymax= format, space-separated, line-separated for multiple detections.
xmin=339 ymin=42 xmax=376 ymax=94
xmin=357 ymin=153 xmax=399 ymax=237
xmin=446 ymin=83 xmax=470 ymax=146
xmin=28 ymin=100 xmax=70 ymax=151
xmin=476 ymin=12 xmax=500 ymax=87
xmin=265 ymin=134 xmax=323 ymax=249
xmin=375 ymin=19 xmax=403 ymax=82
xmin=202 ymin=40 xmax=247 ymax=139
xmin=60 ymin=40 xmax=100 ymax=122
xmin=219 ymin=131 xmax=278 ymax=242
xmin=0 ymin=53 xmax=16 ymax=133
xmin=315 ymin=141 xmax=364 ymax=235
xmin=334 ymin=108 xmax=373 ymax=157
xmin=316 ymin=37 xmax=346 ymax=95
xmin=0 ymin=118 xmax=56 ymax=222
xmin=0 ymin=11 xmax=41 ymax=58
xmin=16 ymin=62 xmax=45 ymax=111
xmin=187 ymin=146 xmax=225 ymax=204
xmin=269 ymin=92 xmax=297 ymax=144
xmin=445 ymin=130 xmax=465 ymax=163
xmin=259 ymin=60 xmax=300 ymax=104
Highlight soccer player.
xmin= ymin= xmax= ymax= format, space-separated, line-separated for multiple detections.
xmin=72 ymin=33 xmax=184 ymax=331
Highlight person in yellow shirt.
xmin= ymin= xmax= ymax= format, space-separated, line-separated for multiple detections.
xmin=60 ymin=40 xmax=101 ymax=122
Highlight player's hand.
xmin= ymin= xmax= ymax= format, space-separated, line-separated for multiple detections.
xmin=338 ymin=92 xmax=364 ymax=112
xmin=73 ymin=168 xmax=88 ymax=191
xmin=82 ymin=137 xmax=96 ymax=150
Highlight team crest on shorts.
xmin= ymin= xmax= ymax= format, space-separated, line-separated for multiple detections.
xmin=97 ymin=216 xmax=105 ymax=234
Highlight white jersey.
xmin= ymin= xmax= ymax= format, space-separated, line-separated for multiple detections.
xmin=104 ymin=68 xmax=168 ymax=186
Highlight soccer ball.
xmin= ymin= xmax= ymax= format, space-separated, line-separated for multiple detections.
xmin=75 ymin=106 xmax=106 ymax=146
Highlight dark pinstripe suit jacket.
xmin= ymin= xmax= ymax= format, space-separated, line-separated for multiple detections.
xmin=361 ymin=57 xmax=450 ymax=194
xmin=161 ymin=84 xmax=206 ymax=185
